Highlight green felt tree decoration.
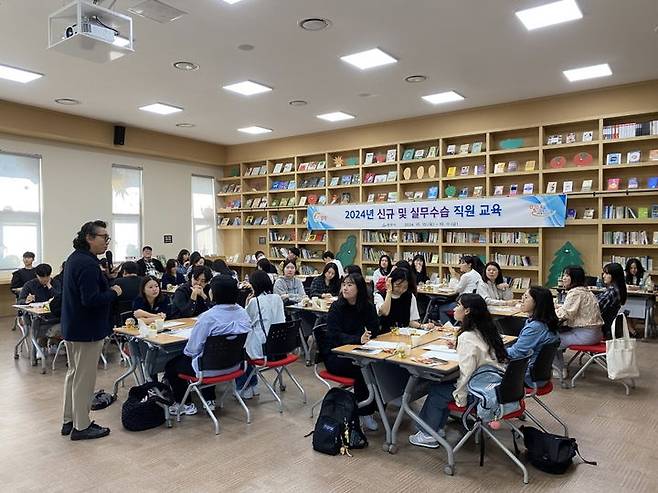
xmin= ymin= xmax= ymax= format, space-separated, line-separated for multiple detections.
xmin=546 ymin=241 xmax=583 ymax=287
xmin=336 ymin=235 xmax=357 ymax=267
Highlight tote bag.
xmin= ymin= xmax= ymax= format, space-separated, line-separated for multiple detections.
xmin=606 ymin=314 xmax=639 ymax=380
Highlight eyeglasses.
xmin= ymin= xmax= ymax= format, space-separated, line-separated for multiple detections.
xmin=94 ymin=233 xmax=111 ymax=242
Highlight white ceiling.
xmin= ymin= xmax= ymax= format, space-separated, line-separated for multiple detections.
xmin=1 ymin=0 xmax=657 ymax=145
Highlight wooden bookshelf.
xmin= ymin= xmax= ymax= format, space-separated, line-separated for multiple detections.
xmin=216 ymin=111 xmax=658 ymax=286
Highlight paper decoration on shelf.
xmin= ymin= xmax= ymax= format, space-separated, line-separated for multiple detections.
xmin=336 ymin=234 xmax=357 ymax=267
xmin=333 ymin=156 xmax=344 ymax=167
xmin=546 ymin=241 xmax=583 ymax=288
xmin=417 ymin=166 xmax=425 ymax=179
xmin=445 ymin=185 xmax=457 ymax=197
xmin=499 ymin=138 xmax=524 ymax=149
xmin=346 ymin=157 xmax=359 ymax=166
xmin=549 ymin=156 xmax=566 ymax=168
xmin=428 ymin=164 xmax=436 ymax=178
xmin=573 ymin=152 xmax=593 ymax=166
xmin=403 ymin=167 xmax=412 ymax=180
xmin=375 ymin=153 xmax=387 ymax=163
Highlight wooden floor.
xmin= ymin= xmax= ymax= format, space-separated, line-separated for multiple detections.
xmin=2 ymin=317 xmax=658 ymax=493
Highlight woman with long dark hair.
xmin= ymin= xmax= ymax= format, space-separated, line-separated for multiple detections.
xmin=410 ymin=293 xmax=507 ymax=448
xmin=412 ymin=254 xmax=429 ymax=285
xmin=476 ymin=261 xmax=515 ymax=306
xmin=597 ymin=262 xmax=628 ymax=338
xmin=375 ymin=267 xmax=433 ymax=331
xmin=439 ymin=255 xmax=482 ymax=323
xmin=161 ymin=259 xmax=185 ymax=289
xmin=176 ymin=249 xmax=190 ymax=276
xmin=133 ymin=275 xmax=171 ymax=324
xmin=309 ymin=262 xmax=341 ymax=297
xmin=371 ymin=254 xmax=392 ymax=287
xmin=625 ymin=258 xmax=647 ymax=286
xmin=322 ymin=273 xmax=380 ymax=431
xmin=506 ymin=286 xmax=560 ymax=385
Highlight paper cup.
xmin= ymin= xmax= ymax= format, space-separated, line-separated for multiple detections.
xmin=155 ymin=319 xmax=164 ymax=332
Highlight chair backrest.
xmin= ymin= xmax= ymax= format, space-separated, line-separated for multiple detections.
xmin=585 ymin=276 xmax=598 ymax=287
xmin=303 ymin=275 xmax=316 ymax=292
xmin=529 ymin=341 xmax=559 ymax=383
xmin=312 ymin=323 xmax=328 ymax=364
xmin=199 ymin=333 xmax=248 ymax=372
xmin=265 ymin=319 xmax=301 ymax=358
xmin=495 ymin=316 xmax=526 ymax=337
xmin=495 ymin=355 xmax=531 ymax=404
xmin=114 ymin=300 xmax=134 ymax=326
xmin=119 ymin=310 xmax=134 ymax=326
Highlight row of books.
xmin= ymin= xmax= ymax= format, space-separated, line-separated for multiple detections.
xmin=490 ymin=232 xmax=539 ymax=245
xmin=244 ymin=197 xmax=268 ymax=208
xmin=445 ymin=232 xmax=486 ymax=244
xmin=605 ymin=149 xmax=658 ymax=165
xmin=401 ymin=146 xmax=439 ymax=161
xmin=299 ymin=176 xmax=326 ymax=188
xmin=329 ymin=192 xmax=354 ymax=204
xmin=567 ymin=208 xmax=595 ymax=220
xmin=330 ymin=174 xmax=361 ymax=187
xmin=443 ymin=252 xmax=479 ymax=265
xmin=246 ymin=166 xmax=268 ymax=176
xmin=401 ymin=232 xmax=441 ymax=243
xmin=401 ymin=188 xmax=439 ymax=202
xmin=608 ymin=255 xmax=653 ymax=271
xmin=299 ymin=264 xmax=319 ymax=275
xmin=271 ymin=180 xmax=296 ymax=190
xmin=492 ymin=254 xmax=534 ymax=267
xmin=403 ymin=252 xmax=440 ymax=264
xmin=602 ymin=205 xmax=658 ymax=220
xmin=546 ymin=180 xmax=593 ymax=193
xmin=445 ymin=142 xmax=484 ymax=155
xmin=546 ymin=131 xmax=594 ymax=145
xmin=603 ymin=231 xmax=657 ymax=245
xmin=363 ymin=231 xmax=398 ymax=243
xmin=300 ymin=231 xmax=326 ymax=242
xmin=447 ymin=164 xmax=486 ymax=177
xmin=363 ymin=247 xmax=393 ymax=262
xmin=298 ymin=161 xmax=326 ymax=172
xmin=364 ymin=149 xmax=397 ymax=164
xmin=219 ymin=183 xmax=242 ymax=194
xmin=244 ymin=215 xmax=267 ymax=226
xmin=492 ymin=160 xmax=536 ymax=174
xmin=364 ymin=171 xmax=397 ymax=183
xmin=218 ymin=216 xmax=241 ymax=226
xmin=270 ymin=231 xmax=294 ymax=241
xmin=511 ymin=277 xmax=532 ymax=290
xmin=366 ymin=192 xmax=398 ymax=203
xmin=271 ymin=214 xmax=296 ymax=226
xmin=606 ymin=177 xmax=658 ymax=191
xmin=271 ymin=246 xmax=292 ymax=259
xmin=602 ymin=121 xmax=658 ymax=140
xmin=272 ymin=162 xmax=294 ymax=174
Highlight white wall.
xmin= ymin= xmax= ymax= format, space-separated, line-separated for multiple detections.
xmin=0 ymin=132 xmax=220 ymax=269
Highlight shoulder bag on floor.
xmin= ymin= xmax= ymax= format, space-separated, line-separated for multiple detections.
xmin=121 ymin=381 xmax=173 ymax=432
xmin=521 ymin=426 xmax=597 ymax=474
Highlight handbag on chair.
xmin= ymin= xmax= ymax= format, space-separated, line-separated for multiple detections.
xmin=606 ymin=314 xmax=639 ymax=380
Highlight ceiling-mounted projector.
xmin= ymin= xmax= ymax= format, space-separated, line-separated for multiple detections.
xmin=48 ymin=0 xmax=134 ymax=63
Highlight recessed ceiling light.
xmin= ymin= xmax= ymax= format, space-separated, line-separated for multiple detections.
xmin=224 ymin=0 xmax=245 ymax=4
xmin=0 ymin=63 xmax=43 ymax=83
xmin=422 ymin=91 xmax=465 ymax=104
xmin=139 ymin=102 xmax=183 ymax=115
xmin=563 ymin=63 xmax=612 ymax=82
xmin=299 ymin=17 xmax=332 ymax=31
xmin=289 ymin=100 xmax=308 ymax=106
xmin=176 ymin=122 xmax=195 ymax=128
xmin=405 ymin=74 xmax=428 ymax=83
xmin=173 ymin=61 xmax=199 ymax=71
xmin=340 ymin=48 xmax=397 ymax=70
xmin=54 ymin=98 xmax=80 ymax=105
xmin=237 ymin=44 xmax=254 ymax=51
xmin=515 ymin=0 xmax=583 ymax=31
xmin=113 ymin=36 xmax=131 ymax=48
xmin=223 ymin=80 xmax=272 ymax=96
xmin=317 ymin=112 xmax=355 ymax=122
xmin=238 ymin=126 xmax=272 ymax=135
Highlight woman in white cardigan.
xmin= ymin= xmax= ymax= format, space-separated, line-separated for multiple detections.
xmin=477 ymin=261 xmax=515 ymax=306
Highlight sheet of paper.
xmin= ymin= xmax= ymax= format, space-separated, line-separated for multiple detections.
xmin=423 ymin=350 xmax=459 ymax=362
xmin=364 ymin=340 xmax=399 ymax=350
xmin=441 ymin=321 xmax=455 ymax=329
xmin=163 ymin=320 xmax=186 ymax=329
xmin=423 ymin=345 xmax=456 ymax=353
xmin=352 ymin=347 xmax=383 ymax=355
xmin=168 ymin=327 xmax=193 ymax=339
xmin=397 ymin=327 xmax=428 ymax=336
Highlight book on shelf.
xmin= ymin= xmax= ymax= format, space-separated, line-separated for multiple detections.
xmin=458 ymin=187 xmax=469 ymax=198
xmin=351 ymin=174 xmax=360 ymax=184
xmin=446 ymin=144 xmax=457 ymax=155
xmin=364 ymin=152 xmax=374 ymax=165
xmin=605 ymin=152 xmax=622 ymax=165
xmin=298 ymin=163 xmax=308 ymax=172
xmin=546 ymin=134 xmax=562 ymax=145
xmin=638 ymin=207 xmax=649 ymax=218
xmin=447 ymin=166 xmax=457 ymax=177
xmin=494 ymin=185 xmax=504 ymax=196
xmin=386 ymin=171 xmax=398 ymax=182
xmin=650 ymin=149 xmax=658 ymax=161
xmin=414 ymin=149 xmax=425 ymax=159
xmin=471 ymin=141 xmax=483 ymax=153
xmin=652 ymin=205 xmax=658 ymax=219
xmin=507 ymin=161 xmax=518 ymax=172
xmin=283 ymin=163 xmax=293 ymax=173
xmin=583 ymin=208 xmax=595 ymax=219
xmin=341 ymin=192 xmax=352 ymax=204
xmin=582 ymin=130 xmax=594 ymax=142
xmin=364 ymin=172 xmax=375 ymax=184
xmin=387 ymin=192 xmax=398 ymax=202
xmin=474 ymin=164 xmax=486 ymax=175
xmin=329 ymin=176 xmax=340 ymax=187
xmin=654 ymin=232 xmax=658 ymax=245
xmin=402 ymin=148 xmax=415 ymax=160
xmin=581 ymin=179 xmax=593 ymax=192
xmin=524 ymin=160 xmax=536 ymax=171
xmin=628 ymin=177 xmax=639 ymax=189
xmin=566 ymin=132 xmax=576 ymax=144
xmin=317 ymin=160 xmax=326 ymax=170
xmin=627 ymin=150 xmax=641 ymax=163
xmin=287 ymin=181 xmax=296 ymax=190
xmin=607 ymin=178 xmax=621 ymax=191
xmin=403 ymin=191 xmax=414 ymax=201
xmin=298 ymin=196 xmax=307 ymax=206
xmin=367 ymin=193 xmax=375 ymax=203
xmin=414 ymin=191 xmax=424 ymax=200
xmin=509 ymin=184 xmax=518 ymax=196
xmin=494 ymin=162 xmax=506 ymax=174
xmin=317 ymin=177 xmax=326 ymax=187
xmin=285 ymin=214 xmax=295 ymax=225
xmin=460 ymin=165 xmax=470 ymax=176
xmin=567 ymin=208 xmax=577 ymax=220
xmin=649 ymin=177 xmax=658 ymax=189
xmin=386 ymin=149 xmax=397 ymax=162
xmin=288 ymin=196 xmax=297 ymax=207
xmin=258 ymin=167 xmax=267 ymax=175
xmin=308 ymin=162 xmax=318 ymax=171
xmin=272 ymin=163 xmax=283 ymax=174
xmin=220 ymin=217 xmax=230 ymax=226
xmin=427 ymin=146 xmax=437 ymax=158
xmin=458 ymin=143 xmax=470 ymax=154
xmin=523 ymin=183 xmax=534 ymax=195
xmin=562 ymin=181 xmax=573 ymax=193
xmin=318 ymin=195 xmax=327 ymax=205
xmin=374 ymin=174 xmax=387 ymax=183
xmin=244 ymin=215 xmax=254 ymax=225
xmin=546 ymin=181 xmax=557 ymax=193
xmin=340 ymin=175 xmax=352 ymax=186
xmin=427 ymin=186 xmax=438 ymax=200
xmin=376 ymin=192 xmax=387 ymax=203
xmin=473 ymin=186 xmax=484 ymax=197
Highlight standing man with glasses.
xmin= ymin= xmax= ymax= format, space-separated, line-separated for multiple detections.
xmin=61 ymin=221 xmax=122 ymax=440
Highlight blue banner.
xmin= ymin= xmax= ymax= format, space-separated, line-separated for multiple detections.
xmin=307 ymin=195 xmax=567 ymax=230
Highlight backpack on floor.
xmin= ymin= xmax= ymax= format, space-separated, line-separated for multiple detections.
xmin=311 ymin=388 xmax=367 ymax=455
xmin=521 ymin=426 xmax=597 ymax=474
xmin=121 ymin=381 xmax=173 ymax=432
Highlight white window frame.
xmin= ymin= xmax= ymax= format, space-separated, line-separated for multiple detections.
xmin=191 ymin=174 xmax=217 ymax=255
xmin=111 ymin=164 xmax=143 ymax=261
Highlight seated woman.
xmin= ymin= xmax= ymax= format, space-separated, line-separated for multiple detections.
xmin=625 ymin=257 xmax=647 ymax=287
xmin=176 ymin=249 xmax=190 ymax=277
xmin=133 ymin=275 xmax=171 ymax=324
xmin=185 ymin=251 xmax=205 ymax=277
xmin=371 ymin=254 xmax=392 ymax=288
xmin=438 ymin=255 xmax=482 ymax=323
xmin=309 ymin=262 xmax=340 ymax=298
xmin=171 ymin=266 xmax=212 ymax=319
xmin=409 ymin=293 xmax=508 ymax=447
xmin=161 ymin=259 xmax=186 ymax=290
xmin=256 ymin=256 xmax=277 ymax=275
xmin=412 ymin=254 xmax=430 ymax=285
xmin=506 ymin=286 xmax=560 ymax=386
xmin=323 ymin=272 xmax=381 ymax=431
xmin=554 ymin=266 xmax=604 ymax=378
xmin=476 ymin=261 xmax=515 ymax=306
xmin=164 ymin=275 xmax=252 ymax=416
xmin=238 ymin=271 xmax=286 ymax=398
xmin=273 ymin=260 xmax=306 ymax=302
xmin=375 ymin=259 xmax=412 ymax=294
xmin=212 ymin=258 xmax=238 ymax=279
xmin=374 ymin=268 xmax=434 ymax=331
xmin=597 ymin=262 xmax=627 ymax=338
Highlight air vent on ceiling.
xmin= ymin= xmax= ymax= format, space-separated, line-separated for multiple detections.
xmin=128 ymin=0 xmax=187 ymax=23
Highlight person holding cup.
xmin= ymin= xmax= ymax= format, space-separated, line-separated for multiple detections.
xmin=133 ymin=275 xmax=171 ymax=324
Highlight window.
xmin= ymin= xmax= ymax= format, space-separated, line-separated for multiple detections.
xmin=0 ymin=152 xmax=42 ymax=271
xmin=111 ymin=165 xmax=142 ymax=261
xmin=191 ymin=175 xmax=216 ymax=255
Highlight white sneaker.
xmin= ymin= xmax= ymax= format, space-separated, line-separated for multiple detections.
xmin=408 ymin=430 xmax=443 ymax=449
xmin=169 ymin=403 xmax=197 ymax=416
xmin=205 ymin=400 xmax=216 ymax=411
xmin=239 ymin=387 xmax=254 ymax=400
xmin=360 ymin=414 xmax=379 ymax=432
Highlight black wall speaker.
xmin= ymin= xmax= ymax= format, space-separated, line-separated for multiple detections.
xmin=113 ymin=125 xmax=126 ymax=146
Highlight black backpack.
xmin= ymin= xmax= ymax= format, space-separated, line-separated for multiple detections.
xmin=311 ymin=388 xmax=367 ymax=455
xmin=121 ymin=382 xmax=174 ymax=432
xmin=521 ymin=426 xmax=597 ymax=474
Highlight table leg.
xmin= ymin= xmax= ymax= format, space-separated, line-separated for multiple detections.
xmin=644 ymin=297 xmax=655 ymax=339
xmin=422 ymin=298 xmax=436 ymax=324
xmin=359 ymin=364 xmax=392 ymax=452
xmin=13 ymin=316 xmax=29 ymax=359
xmin=112 ymin=339 xmax=142 ymax=397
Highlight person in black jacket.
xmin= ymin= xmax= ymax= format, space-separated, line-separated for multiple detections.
xmin=17 ymin=263 xmax=54 ymax=304
xmin=61 ymin=221 xmax=122 ymax=441
xmin=309 ymin=262 xmax=340 ymax=298
xmin=10 ymin=251 xmax=36 ymax=297
xmin=136 ymin=246 xmax=165 ymax=277
xmin=322 ymin=272 xmax=380 ymax=430
xmin=161 ymin=259 xmax=186 ymax=289
xmin=171 ymin=266 xmax=212 ymax=319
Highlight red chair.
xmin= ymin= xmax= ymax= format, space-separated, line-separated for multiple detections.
xmin=240 ymin=320 xmax=306 ymax=413
xmin=309 ymin=324 xmax=355 ymax=418
xmin=177 ymin=333 xmax=250 ymax=435
xmin=450 ymin=355 xmax=532 ymax=484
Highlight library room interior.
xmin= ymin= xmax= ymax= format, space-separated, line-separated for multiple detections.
xmin=2 ymin=0 xmax=658 ymax=490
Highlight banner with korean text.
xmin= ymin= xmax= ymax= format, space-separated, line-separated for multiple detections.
xmin=307 ymin=194 xmax=567 ymax=230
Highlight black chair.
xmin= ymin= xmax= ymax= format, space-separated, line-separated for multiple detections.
xmin=113 ymin=300 xmax=134 ymax=328
xmin=240 ymin=319 xmax=306 ymax=413
xmin=177 ymin=333 xmax=250 ymax=435
xmin=523 ymin=341 xmax=568 ymax=436
xmin=495 ymin=316 xmax=527 ymax=337
xmin=585 ymin=275 xmax=598 ymax=287
xmin=451 ymin=355 xmax=532 ymax=484
xmin=302 ymin=275 xmax=316 ymax=293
